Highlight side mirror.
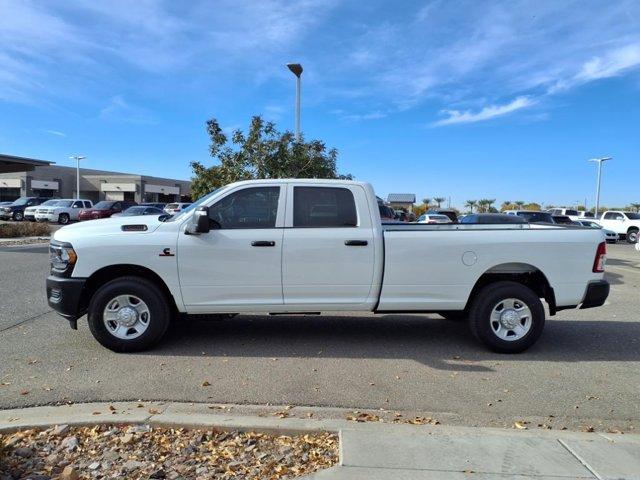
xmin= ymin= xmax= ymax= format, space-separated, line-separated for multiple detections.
xmin=184 ymin=206 xmax=212 ymax=235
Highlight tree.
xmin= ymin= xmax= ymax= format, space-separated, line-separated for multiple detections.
xmin=464 ymin=200 xmax=477 ymax=213
xmin=433 ymin=197 xmax=446 ymax=208
xmin=477 ymin=199 xmax=496 ymax=213
xmin=422 ymin=198 xmax=431 ymax=210
xmin=523 ymin=202 xmax=541 ymax=211
xmin=190 ymin=116 xmax=351 ymax=199
xmin=500 ymin=201 xmax=514 ymax=212
xmin=514 ymin=201 xmax=525 ymax=209
xmin=629 ymin=203 xmax=640 ymax=213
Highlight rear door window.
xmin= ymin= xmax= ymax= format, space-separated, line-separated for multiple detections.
xmin=293 ymin=187 xmax=357 ymax=227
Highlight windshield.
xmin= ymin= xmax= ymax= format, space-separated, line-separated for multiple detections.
xmin=56 ymin=200 xmax=73 ymax=207
xmin=93 ymin=201 xmax=115 ymax=210
xmin=626 ymin=212 xmax=640 ymax=220
xmin=164 ymin=188 xmax=225 ymax=222
xmin=10 ymin=197 xmax=30 ymax=206
xmin=38 ymin=200 xmax=60 ymax=207
xmin=580 ymin=221 xmax=601 ymax=228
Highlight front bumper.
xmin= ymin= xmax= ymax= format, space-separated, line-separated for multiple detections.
xmin=580 ymin=280 xmax=610 ymax=309
xmin=46 ymin=275 xmax=87 ymax=327
xmin=35 ymin=213 xmax=57 ymax=222
xmin=0 ymin=212 xmax=12 ymax=220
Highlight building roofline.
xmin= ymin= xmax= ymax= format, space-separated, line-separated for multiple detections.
xmin=0 ymin=153 xmax=54 ymax=166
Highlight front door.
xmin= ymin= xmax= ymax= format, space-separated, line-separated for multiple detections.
xmin=178 ymin=185 xmax=285 ymax=312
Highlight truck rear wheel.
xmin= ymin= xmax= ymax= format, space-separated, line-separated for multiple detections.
xmin=468 ymin=281 xmax=545 ymax=353
xmin=87 ymin=276 xmax=171 ymax=352
xmin=627 ymin=228 xmax=639 ymax=244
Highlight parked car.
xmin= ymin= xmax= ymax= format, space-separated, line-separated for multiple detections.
xmin=47 ymin=179 xmax=609 ymax=354
xmin=0 ymin=196 xmax=51 ymax=221
xmin=164 ymin=202 xmax=191 ymax=215
xmin=576 ymin=211 xmax=595 ymax=219
xmin=596 ymin=210 xmax=640 ymax=243
xmin=460 ymin=213 xmax=527 ymax=224
xmin=140 ymin=202 xmax=167 ymax=210
xmin=505 ymin=210 xmax=555 ymax=224
xmin=112 ymin=206 xmax=165 ymax=217
xmin=378 ymin=204 xmax=396 ymax=222
xmin=35 ymin=199 xmax=93 ymax=224
xmin=25 ymin=199 xmax=60 ymax=221
xmin=547 ymin=208 xmax=582 ymax=221
xmin=417 ymin=213 xmax=452 ymax=224
xmin=78 ymin=201 xmax=137 ymax=221
xmin=428 ymin=209 xmax=458 ymax=223
xmin=0 ymin=201 xmax=13 ymax=207
xmin=394 ymin=210 xmax=416 ymax=222
xmin=576 ymin=220 xmax=618 ymax=243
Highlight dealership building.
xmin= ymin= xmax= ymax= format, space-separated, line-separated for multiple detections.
xmin=0 ymin=153 xmax=191 ymax=203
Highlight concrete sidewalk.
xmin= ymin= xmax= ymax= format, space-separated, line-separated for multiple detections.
xmin=1 ymin=402 xmax=638 ymax=479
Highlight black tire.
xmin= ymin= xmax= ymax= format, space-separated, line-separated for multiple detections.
xmin=58 ymin=213 xmax=70 ymax=225
xmin=438 ymin=311 xmax=467 ymax=321
xmin=627 ymin=229 xmax=639 ymax=244
xmin=13 ymin=211 xmax=23 ymax=221
xmin=87 ymin=276 xmax=171 ymax=352
xmin=468 ymin=281 xmax=545 ymax=353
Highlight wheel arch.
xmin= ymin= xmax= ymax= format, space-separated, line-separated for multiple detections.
xmin=81 ymin=264 xmax=179 ymax=316
xmin=465 ymin=263 xmax=557 ymax=315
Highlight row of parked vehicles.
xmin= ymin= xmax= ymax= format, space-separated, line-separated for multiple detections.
xmin=0 ymin=197 xmax=191 ymax=224
xmin=378 ymin=204 xmax=639 ymax=244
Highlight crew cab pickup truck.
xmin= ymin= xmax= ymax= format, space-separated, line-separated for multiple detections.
xmin=47 ymin=179 xmax=610 ymax=353
xmin=596 ymin=211 xmax=640 ymax=243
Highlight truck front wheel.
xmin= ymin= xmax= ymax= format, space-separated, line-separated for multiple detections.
xmin=87 ymin=276 xmax=171 ymax=352
xmin=468 ymin=281 xmax=545 ymax=353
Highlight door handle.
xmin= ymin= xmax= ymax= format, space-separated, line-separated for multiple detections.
xmin=345 ymin=240 xmax=368 ymax=246
xmin=251 ymin=241 xmax=276 ymax=247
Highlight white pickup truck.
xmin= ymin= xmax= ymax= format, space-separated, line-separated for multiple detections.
xmin=596 ymin=211 xmax=640 ymax=244
xmin=47 ymin=179 xmax=609 ymax=354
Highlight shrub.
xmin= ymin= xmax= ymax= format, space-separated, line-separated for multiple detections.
xmin=0 ymin=222 xmax=51 ymax=238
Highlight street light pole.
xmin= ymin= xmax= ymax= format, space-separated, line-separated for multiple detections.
xmin=69 ymin=155 xmax=86 ymax=198
xmin=286 ymin=63 xmax=303 ymax=141
xmin=588 ymin=156 xmax=612 ymax=217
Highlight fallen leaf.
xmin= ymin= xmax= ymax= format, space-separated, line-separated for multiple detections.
xmin=20 ymin=390 xmax=29 ymax=395
xmin=202 ymin=381 xmax=211 ymax=387
xmin=514 ymin=421 xmax=527 ymax=430
xmin=148 ymin=409 xmax=160 ymax=415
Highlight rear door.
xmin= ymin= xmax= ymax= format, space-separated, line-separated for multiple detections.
xmin=282 ymin=184 xmax=376 ymax=308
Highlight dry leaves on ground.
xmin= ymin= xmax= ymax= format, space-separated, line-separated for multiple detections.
xmin=0 ymin=424 xmax=338 ymax=480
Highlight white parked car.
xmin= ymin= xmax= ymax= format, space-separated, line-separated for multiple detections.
xmin=576 ymin=220 xmax=618 ymax=243
xmin=24 ymin=199 xmax=59 ymax=222
xmin=164 ymin=202 xmax=192 ymax=215
xmin=417 ymin=213 xmax=452 ymax=224
xmin=547 ymin=208 xmax=584 ymax=221
xmin=596 ymin=211 xmax=640 ymax=244
xmin=47 ymin=179 xmax=609 ymax=354
xmin=35 ymin=199 xmax=93 ymax=225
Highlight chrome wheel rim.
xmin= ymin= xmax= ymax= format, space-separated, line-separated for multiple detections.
xmin=103 ymin=294 xmax=150 ymax=340
xmin=490 ymin=298 xmax=532 ymax=341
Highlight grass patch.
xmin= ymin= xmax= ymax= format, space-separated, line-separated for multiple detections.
xmin=0 ymin=222 xmax=51 ymax=238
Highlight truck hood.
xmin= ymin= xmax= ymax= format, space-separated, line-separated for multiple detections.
xmin=53 ymin=215 xmax=166 ymax=243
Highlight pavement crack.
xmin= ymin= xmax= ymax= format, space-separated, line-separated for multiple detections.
xmin=557 ymin=438 xmax=602 ymax=479
xmin=0 ymin=309 xmax=53 ymax=333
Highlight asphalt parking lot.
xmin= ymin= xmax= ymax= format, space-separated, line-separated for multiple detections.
xmin=1 ymin=242 xmax=639 ymax=432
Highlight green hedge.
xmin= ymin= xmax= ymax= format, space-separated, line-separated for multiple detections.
xmin=0 ymin=222 xmax=51 ymax=238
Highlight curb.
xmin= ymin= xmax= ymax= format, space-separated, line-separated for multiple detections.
xmin=2 ymin=401 xmax=639 ymax=445
xmin=0 ymin=236 xmax=50 ymax=245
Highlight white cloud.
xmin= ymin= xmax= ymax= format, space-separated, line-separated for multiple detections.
xmin=99 ymin=95 xmax=157 ymax=125
xmin=343 ymin=111 xmax=387 ymax=121
xmin=432 ymin=96 xmax=536 ymax=126
xmin=44 ymin=129 xmax=66 ymax=137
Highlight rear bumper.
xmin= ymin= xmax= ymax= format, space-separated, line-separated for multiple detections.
xmin=580 ymin=280 xmax=610 ymax=309
xmin=46 ymin=275 xmax=87 ymax=325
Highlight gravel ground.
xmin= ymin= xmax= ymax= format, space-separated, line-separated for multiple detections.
xmin=0 ymin=424 xmax=338 ymax=480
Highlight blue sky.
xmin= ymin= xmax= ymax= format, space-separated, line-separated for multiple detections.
xmin=1 ymin=0 xmax=639 ymax=208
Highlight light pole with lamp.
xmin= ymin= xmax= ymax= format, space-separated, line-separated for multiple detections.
xmin=286 ymin=63 xmax=303 ymax=141
xmin=588 ymin=156 xmax=612 ymax=218
xmin=69 ymin=155 xmax=86 ymax=198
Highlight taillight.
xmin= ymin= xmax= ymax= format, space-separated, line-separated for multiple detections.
xmin=593 ymin=241 xmax=606 ymax=273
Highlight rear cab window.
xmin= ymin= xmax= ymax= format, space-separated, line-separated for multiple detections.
xmin=293 ymin=187 xmax=357 ymax=227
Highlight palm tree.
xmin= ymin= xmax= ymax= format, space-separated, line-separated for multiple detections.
xmin=433 ymin=197 xmax=446 ymax=208
xmin=422 ymin=198 xmax=431 ymax=210
xmin=630 ymin=203 xmax=640 ymax=213
xmin=501 ymin=200 xmax=512 ymax=212
xmin=464 ymin=200 xmax=477 ymax=213
xmin=515 ymin=201 xmax=525 ymax=209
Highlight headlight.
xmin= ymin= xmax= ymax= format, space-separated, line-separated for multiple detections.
xmin=50 ymin=241 xmax=78 ymax=276
xmin=3 ymin=207 xmax=10 ymax=212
